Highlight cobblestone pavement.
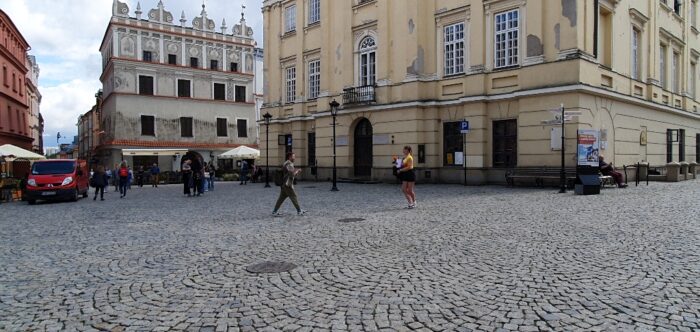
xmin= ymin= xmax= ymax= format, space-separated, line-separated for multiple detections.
xmin=0 ymin=180 xmax=698 ymax=331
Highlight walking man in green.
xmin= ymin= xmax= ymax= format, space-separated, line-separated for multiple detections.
xmin=272 ymin=152 xmax=307 ymax=216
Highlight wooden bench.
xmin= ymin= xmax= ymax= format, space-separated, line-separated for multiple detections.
xmin=505 ymin=167 xmax=577 ymax=187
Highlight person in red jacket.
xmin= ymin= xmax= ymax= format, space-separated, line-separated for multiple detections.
xmin=118 ymin=162 xmax=130 ymax=198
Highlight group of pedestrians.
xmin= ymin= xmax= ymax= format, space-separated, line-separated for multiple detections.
xmin=88 ymin=162 xmax=161 ymax=201
xmin=239 ymin=160 xmax=263 ymax=185
xmin=84 ymin=146 xmax=418 ymax=214
xmin=181 ymin=160 xmax=215 ymax=197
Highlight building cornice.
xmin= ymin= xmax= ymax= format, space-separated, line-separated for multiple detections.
xmin=97 ymin=140 xmax=258 ymax=150
xmin=101 ymin=92 xmax=256 ymax=107
xmin=0 ymin=90 xmax=29 ymax=107
xmin=263 ymin=83 xmax=700 ymax=123
xmin=0 ymin=46 xmax=30 ymax=73
xmin=659 ymin=27 xmax=685 ymax=47
xmin=0 ymin=10 xmax=30 ymax=49
xmin=262 ymin=0 xmax=283 ymax=11
xmin=100 ymin=57 xmax=255 ymax=82
xmin=629 ymin=8 xmax=649 ymax=25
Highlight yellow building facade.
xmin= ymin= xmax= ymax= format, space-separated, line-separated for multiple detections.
xmin=261 ymin=0 xmax=700 ymax=183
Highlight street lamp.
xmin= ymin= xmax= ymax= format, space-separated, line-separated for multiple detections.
xmin=330 ymin=99 xmax=340 ymax=192
xmin=263 ymin=112 xmax=272 ymax=188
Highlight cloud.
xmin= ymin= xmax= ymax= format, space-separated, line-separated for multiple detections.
xmin=41 ymin=79 xmax=101 ymax=145
xmin=2 ymin=0 xmax=264 ymax=144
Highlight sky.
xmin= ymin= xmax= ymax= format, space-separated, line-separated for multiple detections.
xmin=2 ymin=0 xmax=263 ymax=149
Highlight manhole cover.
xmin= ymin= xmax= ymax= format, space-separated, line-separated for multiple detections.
xmin=245 ymin=261 xmax=297 ymax=274
xmin=338 ymin=218 xmax=366 ymax=223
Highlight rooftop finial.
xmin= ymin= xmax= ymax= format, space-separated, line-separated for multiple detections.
xmin=221 ymin=18 xmax=227 ymax=34
xmin=180 ymin=10 xmax=187 ymax=27
xmin=135 ymin=2 xmax=142 ymax=19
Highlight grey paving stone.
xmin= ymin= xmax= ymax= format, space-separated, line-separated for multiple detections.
xmin=0 ymin=181 xmax=697 ymax=330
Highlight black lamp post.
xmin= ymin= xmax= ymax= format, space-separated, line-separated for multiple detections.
xmin=263 ymin=112 xmax=272 ymax=188
xmin=330 ymin=99 xmax=340 ymax=191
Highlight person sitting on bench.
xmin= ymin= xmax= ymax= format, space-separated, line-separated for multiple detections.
xmin=599 ymin=156 xmax=627 ymax=188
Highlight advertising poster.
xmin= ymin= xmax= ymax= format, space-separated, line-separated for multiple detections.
xmin=455 ymin=152 xmax=464 ymax=166
xmin=577 ymin=129 xmax=600 ymax=167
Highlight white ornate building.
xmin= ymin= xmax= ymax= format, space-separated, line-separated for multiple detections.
xmin=253 ymin=47 xmax=264 ymax=143
xmin=96 ymin=0 xmax=258 ymax=171
xmin=26 ymin=55 xmax=43 ymax=154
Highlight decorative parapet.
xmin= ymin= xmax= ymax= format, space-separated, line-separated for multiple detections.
xmin=110 ymin=0 xmax=253 ymax=39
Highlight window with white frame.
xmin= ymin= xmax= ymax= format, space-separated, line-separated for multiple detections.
xmin=216 ymin=118 xmax=228 ymax=137
xmin=691 ymin=62 xmax=697 ymax=97
xmin=444 ymin=22 xmax=465 ymax=76
xmin=285 ymin=5 xmax=296 ymax=33
xmin=359 ymin=36 xmax=376 ymax=86
xmin=237 ymin=119 xmax=248 ymax=138
xmin=672 ymin=51 xmax=680 ymax=93
xmin=309 ymin=0 xmax=320 ymax=25
xmin=177 ymin=79 xmax=191 ymax=98
xmin=308 ymin=60 xmax=320 ymax=99
xmin=632 ymin=27 xmax=641 ymax=80
xmin=138 ymin=75 xmax=154 ymax=95
xmin=286 ymin=66 xmax=296 ymax=103
xmin=692 ymin=0 xmax=698 ymax=27
xmin=213 ymin=83 xmax=226 ymax=100
xmin=660 ymin=45 xmax=667 ymax=88
xmin=494 ymin=9 xmax=520 ymax=69
xmin=141 ymin=115 xmax=155 ymax=136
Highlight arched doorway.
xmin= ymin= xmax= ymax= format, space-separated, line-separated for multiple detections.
xmin=354 ymin=118 xmax=373 ymax=177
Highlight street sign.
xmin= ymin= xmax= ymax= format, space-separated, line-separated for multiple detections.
xmin=542 ymin=119 xmax=564 ymax=125
xmin=460 ymin=120 xmax=470 ymax=134
xmin=550 ymin=109 xmax=582 ymax=116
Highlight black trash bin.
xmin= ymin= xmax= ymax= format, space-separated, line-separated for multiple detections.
xmin=575 ymin=174 xmax=601 ymax=195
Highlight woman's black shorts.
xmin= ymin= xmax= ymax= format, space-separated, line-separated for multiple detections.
xmin=400 ymin=169 xmax=416 ymax=182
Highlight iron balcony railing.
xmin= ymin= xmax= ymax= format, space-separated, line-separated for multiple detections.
xmin=342 ymin=85 xmax=376 ymax=105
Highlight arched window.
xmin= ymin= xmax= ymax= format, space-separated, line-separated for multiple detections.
xmin=359 ymin=36 xmax=376 ymax=86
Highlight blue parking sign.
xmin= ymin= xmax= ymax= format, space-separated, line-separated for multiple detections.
xmin=460 ymin=120 xmax=470 ymax=134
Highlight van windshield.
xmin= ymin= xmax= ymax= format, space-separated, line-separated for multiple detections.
xmin=32 ymin=161 xmax=76 ymax=175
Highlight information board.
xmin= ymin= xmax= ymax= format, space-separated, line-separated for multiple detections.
xmin=577 ymin=129 xmax=600 ymax=167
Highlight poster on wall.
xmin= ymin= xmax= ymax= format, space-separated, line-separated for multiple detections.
xmin=577 ymin=129 xmax=600 ymax=167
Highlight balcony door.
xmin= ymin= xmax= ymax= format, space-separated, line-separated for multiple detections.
xmin=359 ymin=36 xmax=376 ymax=87
xmin=354 ymin=119 xmax=373 ymax=177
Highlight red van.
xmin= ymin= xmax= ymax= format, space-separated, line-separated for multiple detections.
xmin=25 ymin=159 xmax=90 ymax=204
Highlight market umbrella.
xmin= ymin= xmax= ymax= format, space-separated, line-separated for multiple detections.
xmin=218 ymin=146 xmax=260 ymax=159
xmin=0 ymin=144 xmax=46 ymax=160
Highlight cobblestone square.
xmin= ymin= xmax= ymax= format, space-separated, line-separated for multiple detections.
xmin=0 ymin=181 xmax=698 ymax=331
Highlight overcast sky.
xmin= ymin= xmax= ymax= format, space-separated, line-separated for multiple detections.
xmin=3 ymin=0 xmax=263 ymax=149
